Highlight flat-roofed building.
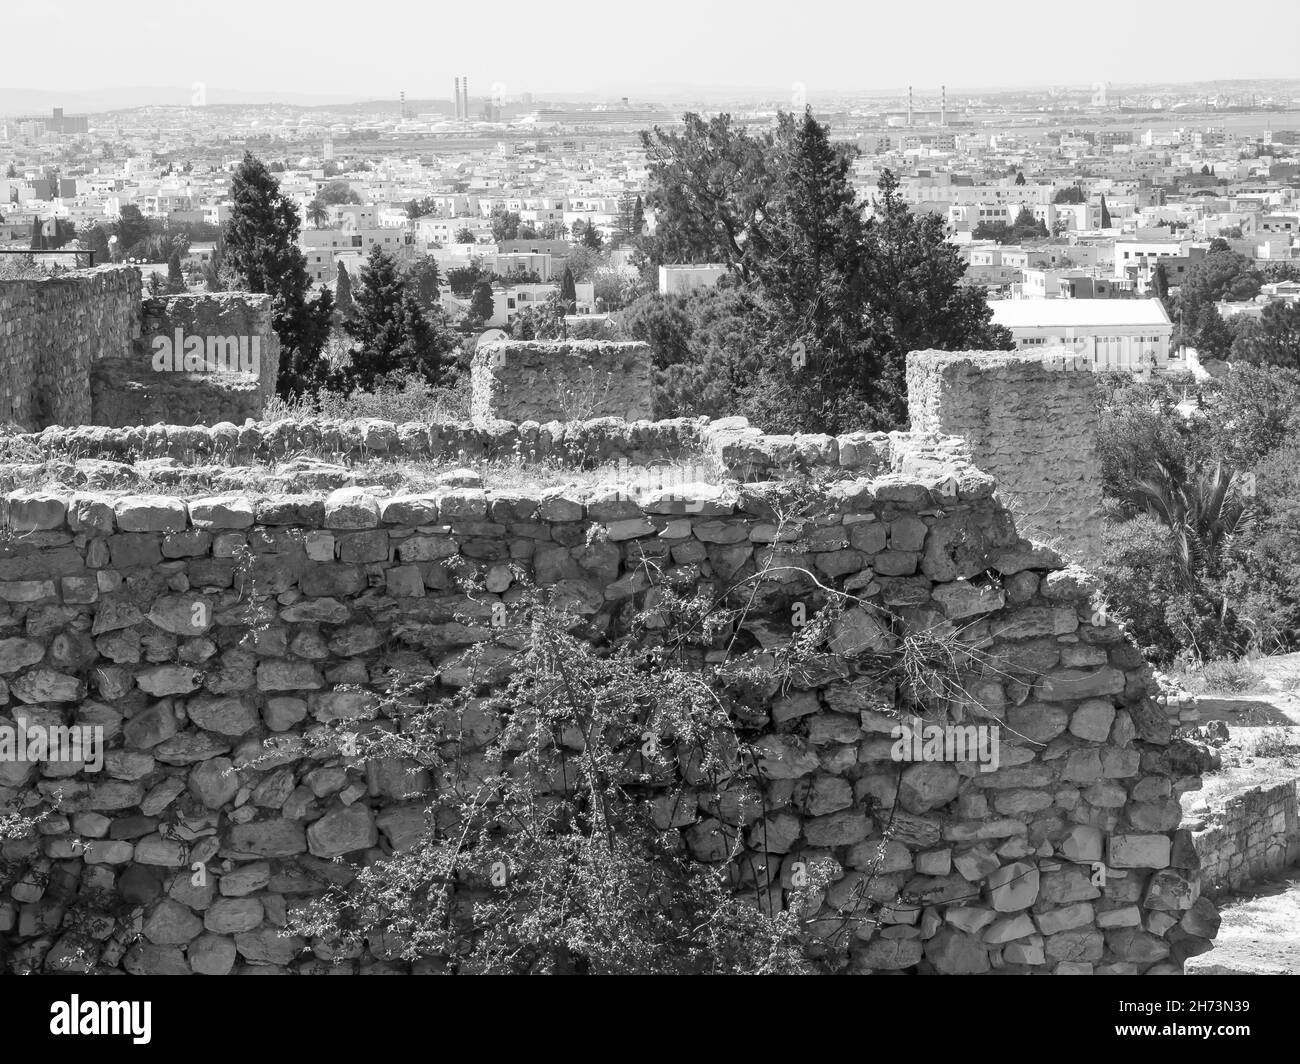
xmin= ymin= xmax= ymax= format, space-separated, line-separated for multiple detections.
xmin=987 ymin=297 xmax=1173 ymax=371
xmin=659 ymin=264 xmax=726 ymax=296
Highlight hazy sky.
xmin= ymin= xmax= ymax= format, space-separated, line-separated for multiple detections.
xmin=10 ymin=0 xmax=1300 ymax=101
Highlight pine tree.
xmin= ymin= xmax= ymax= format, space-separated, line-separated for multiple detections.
xmin=631 ymin=194 xmax=645 ymax=235
xmin=1100 ymin=194 xmax=1112 ymax=228
xmin=224 ymin=152 xmax=335 ymax=396
xmin=1194 ymin=304 xmax=1234 ymax=359
xmin=335 ymin=262 xmax=355 ymax=317
xmin=344 ymin=245 xmax=449 ymax=390
xmin=581 ymin=220 xmax=603 ymax=250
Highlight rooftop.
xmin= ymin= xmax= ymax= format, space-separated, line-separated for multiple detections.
xmin=988 ymin=297 xmax=1172 ymax=329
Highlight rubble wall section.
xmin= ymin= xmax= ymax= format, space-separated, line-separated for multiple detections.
xmin=0 ymin=467 xmax=1215 ymax=974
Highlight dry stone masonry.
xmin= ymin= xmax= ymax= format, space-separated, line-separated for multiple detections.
xmin=471 ymin=339 xmax=654 ymax=423
xmin=90 ymin=293 xmax=280 ymax=427
xmin=0 ymin=266 xmax=141 ymax=429
xmin=0 ymin=266 xmax=278 ymax=430
xmin=1189 ymin=778 xmax=1300 ymax=895
xmin=0 ymin=449 xmax=1220 ymax=973
xmin=4 ymin=414 xmax=951 ymax=485
xmin=907 ymin=350 xmax=1106 ymax=563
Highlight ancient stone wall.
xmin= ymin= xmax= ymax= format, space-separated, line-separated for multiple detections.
xmin=2 ymin=415 xmax=954 ymax=486
xmin=472 ymin=340 xmax=654 ymax=423
xmin=0 ymin=460 xmax=1218 ymax=974
xmin=907 ymin=350 xmax=1106 ymax=563
xmin=0 ymin=266 xmax=141 ymax=430
xmin=91 ymin=293 xmax=280 ymax=427
xmin=0 ymin=268 xmax=277 ymax=430
xmin=1190 ymin=778 xmax=1300 ymax=896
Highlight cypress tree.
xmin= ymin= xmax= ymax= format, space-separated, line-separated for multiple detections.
xmin=224 ymin=152 xmax=335 ymax=396
xmin=335 ymin=261 xmax=355 ymax=317
xmin=167 ymin=250 xmax=185 ymax=293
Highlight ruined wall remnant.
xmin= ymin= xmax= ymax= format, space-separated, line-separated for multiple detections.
xmin=0 ymin=266 xmax=141 ymax=429
xmin=0 ymin=451 xmax=1217 ymax=974
xmin=472 ymin=340 xmax=654 ymax=423
xmin=1191 ymin=778 xmax=1300 ymax=896
xmin=0 ymin=267 xmax=279 ymax=430
xmin=91 ymin=292 xmax=280 ymax=427
xmin=906 ymin=350 xmax=1105 ymax=562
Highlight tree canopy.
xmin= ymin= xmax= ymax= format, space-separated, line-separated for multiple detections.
xmin=224 ymin=152 xmax=335 ymax=396
xmin=635 ymin=110 xmax=1012 ymax=432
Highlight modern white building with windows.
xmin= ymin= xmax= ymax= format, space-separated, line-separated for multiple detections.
xmin=987 ymin=298 xmax=1174 ymax=371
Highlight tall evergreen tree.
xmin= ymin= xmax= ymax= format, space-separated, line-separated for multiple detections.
xmin=560 ymin=265 xmax=577 ymax=308
xmin=405 ymin=256 xmax=442 ymax=311
xmin=1152 ymin=261 xmax=1172 ymax=309
xmin=581 ymin=219 xmax=603 ymax=250
xmin=335 ymin=261 xmax=355 ymax=317
xmin=859 ymin=168 xmax=1013 ymax=426
xmin=469 ymin=280 xmax=496 ymax=323
xmin=639 ymin=113 xmax=1012 ymax=433
xmin=344 ymin=245 xmax=449 ymax=389
xmin=631 ymin=194 xmax=645 ymax=236
xmin=1194 ymin=304 xmax=1234 ymax=359
xmin=166 ymin=250 xmax=185 ymax=293
xmin=224 ymin=152 xmax=335 ymax=396
xmin=1100 ymin=194 xmax=1112 ymax=228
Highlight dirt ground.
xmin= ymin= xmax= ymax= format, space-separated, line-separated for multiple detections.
xmin=1187 ymin=870 xmax=1300 ymax=975
xmin=1187 ymin=651 xmax=1300 ymax=726
xmin=1175 ymin=654 xmax=1300 ymax=973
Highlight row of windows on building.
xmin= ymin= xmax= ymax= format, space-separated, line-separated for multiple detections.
xmin=1018 ymin=335 xmax=1166 ymax=346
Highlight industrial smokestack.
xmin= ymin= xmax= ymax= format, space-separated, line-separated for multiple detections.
xmin=907 ymin=85 xmax=913 ymax=126
xmin=454 ymin=77 xmax=460 ymax=119
xmin=463 ymin=76 xmax=470 ymax=120
xmin=941 ymin=85 xmax=946 ymax=126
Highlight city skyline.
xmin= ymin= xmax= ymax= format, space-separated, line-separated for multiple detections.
xmin=6 ymin=0 xmax=1299 ymax=106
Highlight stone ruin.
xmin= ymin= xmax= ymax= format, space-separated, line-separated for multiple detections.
xmin=0 ymin=341 xmax=1225 ymax=974
xmin=0 ymin=265 xmax=279 ymax=429
xmin=471 ymin=339 xmax=654 ymax=423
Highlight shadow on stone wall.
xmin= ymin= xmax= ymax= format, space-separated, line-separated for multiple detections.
xmin=0 ymin=267 xmax=278 ymax=430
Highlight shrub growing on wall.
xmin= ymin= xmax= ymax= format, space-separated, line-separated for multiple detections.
xmin=285 ymin=508 xmax=999 ymax=974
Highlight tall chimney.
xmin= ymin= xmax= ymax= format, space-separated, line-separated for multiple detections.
xmin=463 ymin=76 xmax=470 ymax=120
xmin=454 ymin=77 xmax=460 ymax=119
xmin=907 ymin=85 xmax=913 ymax=126
xmin=941 ymin=85 xmax=946 ymax=126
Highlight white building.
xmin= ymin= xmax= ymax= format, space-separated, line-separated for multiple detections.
xmin=987 ymin=298 xmax=1173 ymax=371
xmin=658 ymin=264 xmax=726 ymax=296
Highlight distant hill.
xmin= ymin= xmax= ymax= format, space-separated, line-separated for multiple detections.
xmin=0 ymin=86 xmax=371 ymax=116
